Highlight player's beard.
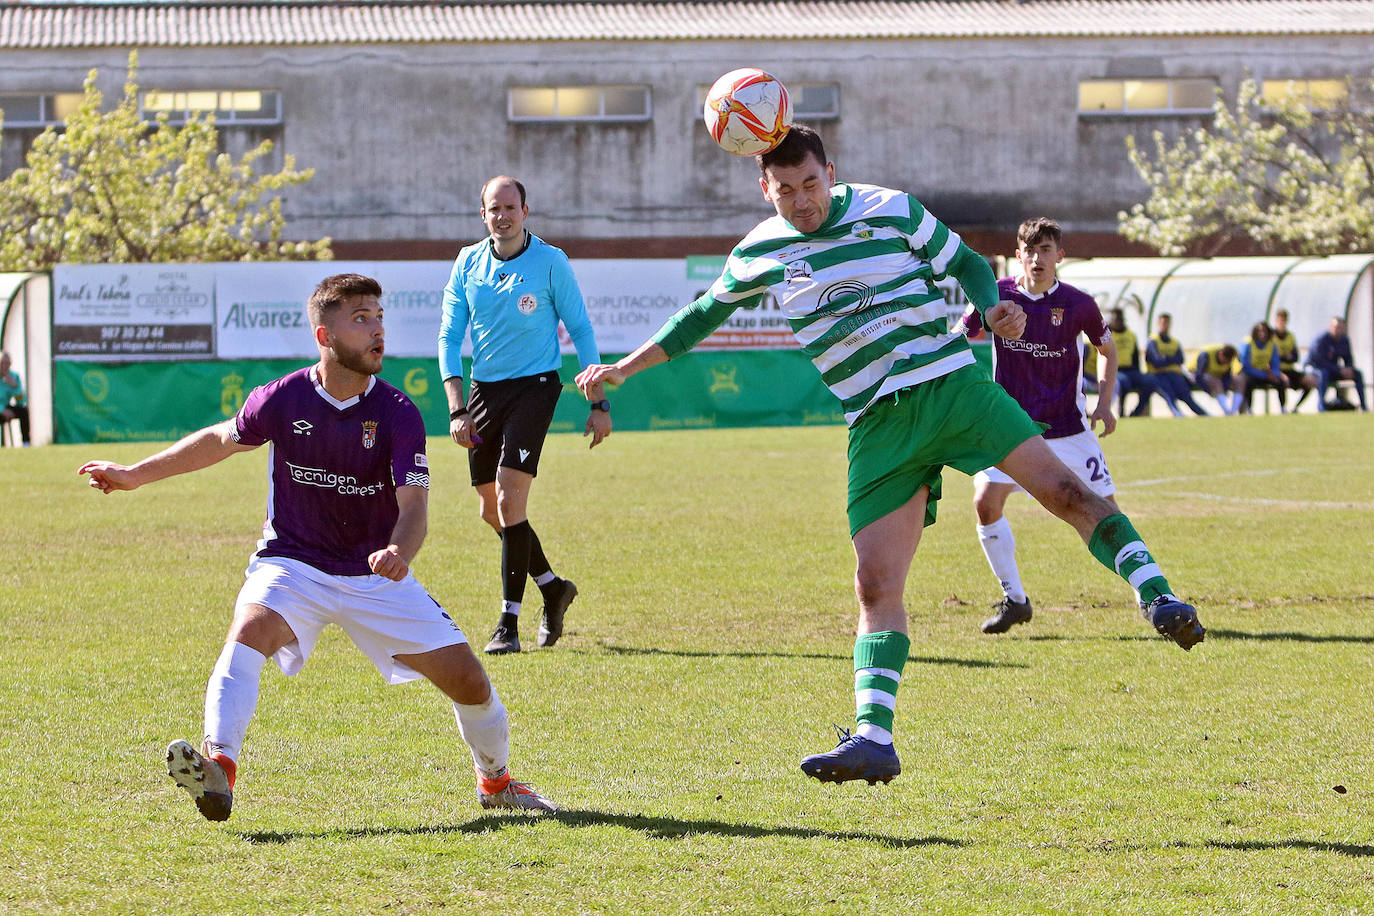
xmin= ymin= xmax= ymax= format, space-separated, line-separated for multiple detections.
xmin=332 ymin=337 xmax=383 ymax=376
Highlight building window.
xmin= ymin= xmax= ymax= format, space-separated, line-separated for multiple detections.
xmin=791 ymin=83 xmax=840 ymax=120
xmin=695 ymin=81 xmax=841 ymax=121
xmin=140 ymin=90 xmax=282 ymax=125
xmin=508 ymin=85 xmax=651 ymax=122
xmin=1078 ymin=78 xmax=1216 ymax=115
xmin=1261 ymin=79 xmax=1349 ymax=109
xmin=0 ymin=92 xmax=83 ymax=127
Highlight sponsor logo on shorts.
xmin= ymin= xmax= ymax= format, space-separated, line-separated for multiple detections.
xmin=414 ymin=453 xmax=428 ymax=468
xmin=518 ymin=448 xmax=531 ymax=462
xmin=286 ymin=461 xmax=383 ymax=496
xmin=517 ymin=294 xmax=538 ymax=315
xmin=361 ymin=420 xmax=378 ymax=449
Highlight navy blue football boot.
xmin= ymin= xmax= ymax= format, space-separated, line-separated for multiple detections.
xmin=1141 ymin=595 xmax=1206 ymax=650
xmin=800 ymin=727 xmax=901 ymax=785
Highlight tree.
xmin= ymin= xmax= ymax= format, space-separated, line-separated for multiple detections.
xmin=1118 ymin=76 xmax=1374 ymax=257
xmin=0 ymin=53 xmax=331 ymax=270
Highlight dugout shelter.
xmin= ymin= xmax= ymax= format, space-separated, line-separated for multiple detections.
xmin=0 ymin=272 xmax=52 ymax=447
xmin=1059 ymin=254 xmax=1374 ymax=406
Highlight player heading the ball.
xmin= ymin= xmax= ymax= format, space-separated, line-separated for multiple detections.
xmin=576 ymin=125 xmax=1204 ymax=788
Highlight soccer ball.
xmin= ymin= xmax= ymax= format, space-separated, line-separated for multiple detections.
xmin=703 ymin=68 xmax=793 ymax=157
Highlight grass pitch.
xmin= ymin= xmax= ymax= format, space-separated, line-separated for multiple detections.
xmin=1 ymin=414 xmax=1372 ymax=914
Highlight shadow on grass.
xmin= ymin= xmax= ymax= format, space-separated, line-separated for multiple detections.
xmin=238 ymin=809 xmax=963 ymax=850
xmin=1023 ymin=629 xmax=1374 ymax=646
xmin=1022 ymin=634 xmax=1154 ymax=643
xmin=1201 ymin=839 xmax=1374 ymax=857
xmin=1206 ymin=628 xmax=1374 ymax=644
xmin=602 ymin=645 xmax=1025 ymax=669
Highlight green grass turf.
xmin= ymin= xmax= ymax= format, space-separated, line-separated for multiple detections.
xmin=1 ymin=414 xmax=1371 ymax=914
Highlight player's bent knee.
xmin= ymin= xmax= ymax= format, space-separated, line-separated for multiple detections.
xmin=227 ymin=604 xmax=295 ymax=657
xmin=853 ymin=562 xmax=903 ymax=609
xmin=404 ymin=642 xmax=492 ymax=704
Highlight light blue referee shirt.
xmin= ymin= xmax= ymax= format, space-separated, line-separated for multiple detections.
xmin=437 ymin=232 xmax=601 ymax=383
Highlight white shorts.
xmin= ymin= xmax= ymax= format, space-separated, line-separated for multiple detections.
xmin=235 ymin=556 xmax=467 ymax=684
xmin=975 ymin=429 xmax=1116 ymax=499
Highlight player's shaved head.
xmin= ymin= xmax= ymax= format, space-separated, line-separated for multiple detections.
xmin=758 ymin=124 xmax=826 ymax=173
xmin=307 ymin=273 xmax=383 ymax=327
xmin=481 ymin=175 xmax=526 ymax=209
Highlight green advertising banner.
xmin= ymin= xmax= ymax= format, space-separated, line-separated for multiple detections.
xmin=54 ymin=345 xmax=992 ymax=444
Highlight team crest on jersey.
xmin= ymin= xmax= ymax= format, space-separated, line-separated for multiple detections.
xmin=851 ymin=221 xmax=874 ymax=240
xmin=1050 ymin=308 xmax=1064 ymax=327
xmin=361 ymin=420 xmax=378 ymax=449
xmin=785 ymin=260 xmax=813 ymax=282
xmin=517 ymin=294 xmax=538 ymax=315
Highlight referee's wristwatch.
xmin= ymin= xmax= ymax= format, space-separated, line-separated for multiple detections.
xmin=589 ymin=399 xmax=610 ymax=412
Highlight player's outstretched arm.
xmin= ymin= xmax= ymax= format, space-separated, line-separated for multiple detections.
xmin=78 ymin=420 xmax=254 ymax=494
xmin=369 ymin=485 xmax=427 ymax=581
xmin=986 ymin=301 xmax=1027 ymax=341
xmin=575 ymin=340 xmax=669 ymax=398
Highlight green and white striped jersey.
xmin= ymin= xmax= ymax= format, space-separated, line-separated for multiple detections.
xmin=653 ymin=182 xmax=996 ymax=425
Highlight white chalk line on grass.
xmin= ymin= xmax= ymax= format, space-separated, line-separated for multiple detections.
xmin=1165 ymin=492 xmax=1374 ymax=510
xmin=1127 ymin=468 xmax=1307 ymax=488
xmin=1122 ymin=468 xmax=1374 ymax=509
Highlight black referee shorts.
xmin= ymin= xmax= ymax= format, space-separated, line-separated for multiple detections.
xmin=467 ymin=372 xmax=562 ymax=486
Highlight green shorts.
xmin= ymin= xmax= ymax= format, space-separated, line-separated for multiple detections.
xmin=846 ymin=363 xmax=1044 ymax=537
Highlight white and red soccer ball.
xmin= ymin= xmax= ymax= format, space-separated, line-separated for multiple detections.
xmin=703 ymin=68 xmax=793 ymax=157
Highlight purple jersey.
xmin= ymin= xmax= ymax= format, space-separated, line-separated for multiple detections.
xmin=968 ymin=279 xmax=1109 ymax=439
xmin=231 ymin=366 xmax=430 ymax=576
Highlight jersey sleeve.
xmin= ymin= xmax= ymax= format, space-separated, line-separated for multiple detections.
xmin=437 ymin=253 xmax=472 ymax=381
xmin=548 ymin=250 xmax=602 ymax=369
xmin=650 ymin=249 xmax=760 ymax=358
xmin=958 ymin=304 xmax=986 ymax=337
xmin=1080 ymin=297 xmax=1111 ymax=347
xmin=231 ymin=383 xmax=275 ymax=447
xmin=391 ymin=398 xmax=430 ymax=490
xmin=899 ymin=195 xmax=999 ymax=314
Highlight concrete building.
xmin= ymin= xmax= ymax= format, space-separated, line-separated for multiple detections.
xmin=1 ymin=0 xmax=1372 ymax=259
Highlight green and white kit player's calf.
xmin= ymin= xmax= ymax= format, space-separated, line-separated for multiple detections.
xmin=801 ymin=513 xmax=1204 ymax=786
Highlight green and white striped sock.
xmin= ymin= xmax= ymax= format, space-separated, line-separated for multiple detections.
xmin=853 ymin=630 xmax=911 ymax=745
xmin=1088 ymin=512 xmax=1172 ymax=604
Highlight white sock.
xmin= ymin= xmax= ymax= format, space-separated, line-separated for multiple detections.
xmin=203 ymin=641 xmax=267 ymax=762
xmin=533 ymin=571 xmax=556 ymax=587
xmin=855 ymin=722 xmax=894 ymax=744
xmin=453 ymin=687 xmax=509 ymax=780
xmin=977 ymin=517 xmax=1027 ymax=604
xmin=502 ymin=600 xmax=521 ymax=617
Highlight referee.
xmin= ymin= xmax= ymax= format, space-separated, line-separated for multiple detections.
xmin=439 ymin=176 xmax=611 ymax=654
